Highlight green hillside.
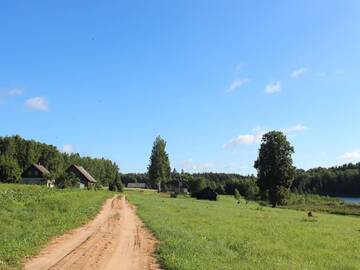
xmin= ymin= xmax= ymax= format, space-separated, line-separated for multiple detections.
xmin=127 ymin=190 xmax=360 ymax=270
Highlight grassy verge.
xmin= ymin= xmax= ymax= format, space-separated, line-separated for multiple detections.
xmin=282 ymin=193 xmax=360 ymax=216
xmin=0 ymin=184 xmax=114 ymax=270
xmin=126 ymin=190 xmax=360 ymax=270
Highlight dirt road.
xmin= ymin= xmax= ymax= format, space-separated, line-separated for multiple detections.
xmin=25 ymin=196 xmax=160 ymax=270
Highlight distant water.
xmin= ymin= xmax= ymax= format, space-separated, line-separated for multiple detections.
xmin=338 ymin=197 xmax=360 ymax=204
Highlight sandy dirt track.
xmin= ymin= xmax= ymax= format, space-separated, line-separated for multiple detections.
xmin=24 ymin=196 xmax=160 ymax=270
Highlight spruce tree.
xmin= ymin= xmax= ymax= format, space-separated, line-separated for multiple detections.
xmin=148 ymin=136 xmax=171 ymax=191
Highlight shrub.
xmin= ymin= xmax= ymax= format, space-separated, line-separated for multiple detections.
xmin=170 ymin=192 xmax=178 ymax=198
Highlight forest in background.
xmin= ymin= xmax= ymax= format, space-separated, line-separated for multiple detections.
xmin=0 ymin=135 xmax=119 ymax=187
xmin=1 ymin=135 xmax=360 ymax=197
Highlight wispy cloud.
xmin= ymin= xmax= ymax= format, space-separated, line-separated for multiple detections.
xmin=316 ymin=71 xmax=327 ymax=77
xmin=265 ymin=81 xmax=281 ymax=94
xmin=335 ymin=69 xmax=345 ymax=75
xmin=224 ymin=124 xmax=307 ymax=149
xmin=0 ymin=88 xmax=24 ymax=104
xmin=178 ymin=159 xmax=217 ymax=172
xmin=291 ymin=67 xmax=307 ymax=78
xmin=282 ymin=124 xmax=308 ymax=133
xmin=226 ymin=78 xmax=250 ymax=92
xmin=25 ymin=97 xmax=49 ymax=111
xmin=340 ymin=150 xmax=360 ymax=162
xmin=62 ymin=144 xmax=74 ymax=154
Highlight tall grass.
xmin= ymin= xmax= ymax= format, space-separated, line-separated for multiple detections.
xmin=0 ymin=184 xmax=113 ymax=270
xmin=127 ymin=190 xmax=360 ymax=270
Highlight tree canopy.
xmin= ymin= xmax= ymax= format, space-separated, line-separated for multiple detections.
xmin=148 ymin=136 xmax=171 ymax=189
xmin=254 ymin=131 xmax=295 ymax=207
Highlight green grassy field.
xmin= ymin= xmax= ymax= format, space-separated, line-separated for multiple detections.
xmin=126 ymin=190 xmax=360 ymax=270
xmin=0 ymin=184 xmax=113 ymax=270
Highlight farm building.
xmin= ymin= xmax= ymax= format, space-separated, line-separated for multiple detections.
xmin=66 ymin=165 xmax=97 ymax=188
xmin=22 ymin=164 xmax=55 ymax=187
xmin=196 ymin=187 xmax=218 ymax=201
xmin=166 ymin=180 xmax=189 ymax=194
xmin=127 ymin=182 xmax=147 ymax=188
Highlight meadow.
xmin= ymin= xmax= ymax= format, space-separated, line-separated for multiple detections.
xmin=126 ymin=190 xmax=360 ymax=270
xmin=0 ymin=184 xmax=113 ymax=270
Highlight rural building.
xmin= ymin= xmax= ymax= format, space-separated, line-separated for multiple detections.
xmin=166 ymin=180 xmax=189 ymax=194
xmin=127 ymin=182 xmax=147 ymax=188
xmin=22 ymin=163 xmax=55 ymax=187
xmin=66 ymin=165 xmax=97 ymax=188
xmin=196 ymin=187 xmax=218 ymax=201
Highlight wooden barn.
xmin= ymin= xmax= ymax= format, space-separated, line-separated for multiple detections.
xmin=22 ymin=164 xmax=55 ymax=187
xmin=66 ymin=165 xmax=97 ymax=188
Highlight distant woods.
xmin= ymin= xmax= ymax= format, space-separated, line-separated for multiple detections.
xmin=0 ymin=135 xmax=119 ymax=187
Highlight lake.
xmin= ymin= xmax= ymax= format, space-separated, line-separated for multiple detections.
xmin=338 ymin=197 xmax=360 ymax=204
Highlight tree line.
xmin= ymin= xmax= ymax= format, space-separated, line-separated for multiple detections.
xmin=292 ymin=164 xmax=360 ymax=196
xmin=0 ymin=135 xmax=120 ymax=187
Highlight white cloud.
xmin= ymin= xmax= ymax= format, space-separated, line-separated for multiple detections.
xmin=335 ymin=69 xmax=345 ymax=75
xmin=340 ymin=150 xmax=360 ymax=162
xmin=291 ymin=67 xmax=307 ymax=78
xmin=282 ymin=124 xmax=308 ymax=133
xmin=226 ymin=78 xmax=249 ymax=92
xmin=7 ymin=88 xmax=23 ymax=96
xmin=223 ymin=130 xmax=264 ymax=149
xmin=62 ymin=144 xmax=74 ymax=154
xmin=25 ymin=97 xmax=49 ymax=111
xmin=178 ymin=159 xmax=217 ymax=172
xmin=224 ymin=124 xmax=307 ymax=149
xmin=265 ymin=81 xmax=281 ymax=94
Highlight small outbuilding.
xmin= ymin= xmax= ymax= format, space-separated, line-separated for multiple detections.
xmin=22 ymin=163 xmax=54 ymax=187
xmin=196 ymin=187 xmax=218 ymax=201
xmin=166 ymin=180 xmax=189 ymax=194
xmin=66 ymin=164 xmax=97 ymax=189
xmin=127 ymin=182 xmax=147 ymax=189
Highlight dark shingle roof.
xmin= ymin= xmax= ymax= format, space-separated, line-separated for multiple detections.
xmin=72 ymin=165 xmax=97 ymax=183
xmin=32 ymin=164 xmax=50 ymax=175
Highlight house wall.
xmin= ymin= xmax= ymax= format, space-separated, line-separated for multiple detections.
xmin=22 ymin=166 xmax=43 ymax=178
xmin=67 ymin=165 xmax=91 ymax=188
xmin=22 ymin=177 xmax=44 ymax=185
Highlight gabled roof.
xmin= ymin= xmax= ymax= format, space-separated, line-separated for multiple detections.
xmin=32 ymin=164 xmax=50 ymax=175
xmin=69 ymin=165 xmax=97 ymax=183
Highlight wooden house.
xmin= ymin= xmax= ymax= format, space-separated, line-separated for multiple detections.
xmin=66 ymin=165 xmax=97 ymax=188
xmin=22 ymin=164 xmax=54 ymax=187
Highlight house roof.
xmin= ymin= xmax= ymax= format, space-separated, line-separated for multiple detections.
xmin=32 ymin=164 xmax=50 ymax=175
xmin=70 ymin=165 xmax=97 ymax=183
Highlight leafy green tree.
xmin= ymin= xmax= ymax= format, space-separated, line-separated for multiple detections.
xmin=56 ymin=172 xmax=80 ymax=188
xmin=148 ymin=136 xmax=171 ymax=190
xmin=189 ymin=177 xmax=207 ymax=197
xmin=254 ymin=131 xmax=295 ymax=207
xmin=109 ymin=173 xmax=124 ymax=192
xmin=0 ymin=155 xmax=21 ymax=183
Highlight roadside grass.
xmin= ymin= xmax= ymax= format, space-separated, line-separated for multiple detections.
xmin=0 ymin=184 xmax=114 ymax=270
xmin=126 ymin=190 xmax=360 ymax=270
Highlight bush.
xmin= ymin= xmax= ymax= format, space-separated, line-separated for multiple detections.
xmin=56 ymin=172 xmax=80 ymax=188
xmin=189 ymin=177 xmax=207 ymax=197
xmin=109 ymin=173 xmax=124 ymax=192
xmin=170 ymin=192 xmax=178 ymax=198
xmin=234 ymin=188 xmax=241 ymax=200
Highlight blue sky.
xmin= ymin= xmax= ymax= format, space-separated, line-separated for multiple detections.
xmin=1 ymin=1 xmax=360 ymax=174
